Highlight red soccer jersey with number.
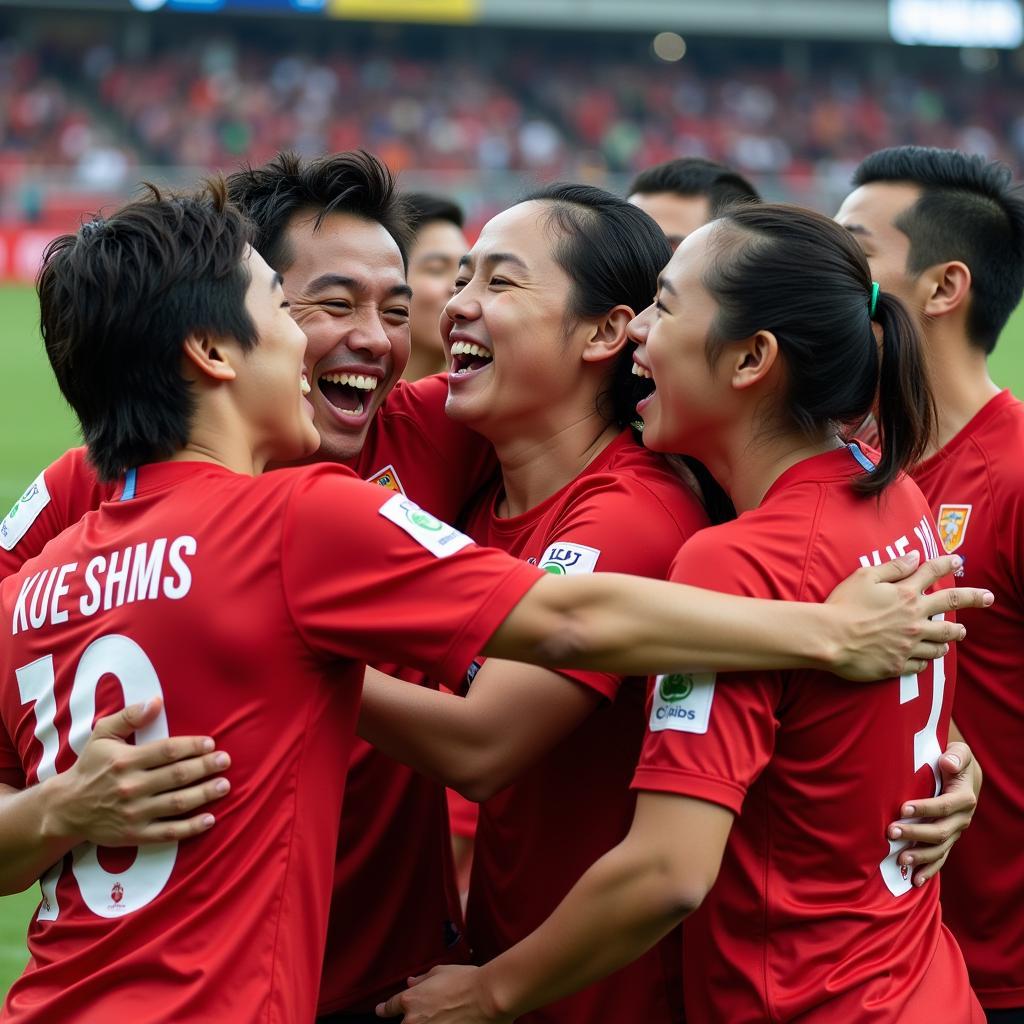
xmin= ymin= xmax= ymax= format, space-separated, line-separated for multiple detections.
xmin=0 ymin=460 xmax=538 ymax=1024
xmin=633 ymin=445 xmax=983 ymax=1024
xmin=462 ymin=430 xmax=708 ymax=1024
xmin=911 ymin=389 xmax=1024 ymax=1010
xmin=0 ymin=375 xmax=497 ymax=1016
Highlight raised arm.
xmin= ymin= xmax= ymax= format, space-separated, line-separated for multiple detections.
xmin=486 ymin=552 xmax=988 ymax=681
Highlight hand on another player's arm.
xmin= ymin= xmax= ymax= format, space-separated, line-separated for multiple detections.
xmin=822 ymin=552 xmax=993 ymax=680
xmin=888 ymin=727 xmax=982 ymax=887
xmin=1 ymin=698 xmax=230 ymax=894
xmin=377 ymin=793 xmax=732 ymax=1023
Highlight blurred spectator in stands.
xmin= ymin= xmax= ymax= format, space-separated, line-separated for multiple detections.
xmin=627 ymin=157 xmax=761 ymax=249
xmin=402 ymin=192 xmax=468 ymax=381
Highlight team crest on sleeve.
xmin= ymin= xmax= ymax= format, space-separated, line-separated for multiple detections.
xmin=0 ymin=470 xmax=50 ymax=552
xmin=936 ymin=504 xmax=972 ymax=553
xmin=537 ymin=542 xmax=600 ymax=575
xmin=378 ymin=493 xmax=474 ymax=558
xmin=649 ymin=672 xmax=716 ymax=733
xmin=366 ymin=464 xmax=405 ymax=495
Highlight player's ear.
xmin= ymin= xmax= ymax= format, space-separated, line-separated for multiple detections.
xmin=730 ymin=330 xmax=778 ymax=391
xmin=182 ymin=332 xmax=238 ymax=383
xmin=581 ymin=305 xmax=634 ymax=365
xmin=921 ymin=261 xmax=971 ymax=321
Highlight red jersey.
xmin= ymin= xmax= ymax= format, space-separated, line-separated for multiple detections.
xmin=0 ymin=374 xmax=500 ymax=1017
xmin=633 ymin=445 xmax=982 ymax=1023
xmin=0 ymin=460 xmax=538 ymax=1024
xmin=463 ymin=431 xmax=708 ymax=1024
xmin=911 ymin=389 xmax=1024 ymax=1009
xmin=0 ymin=448 xmax=118 ymax=579
xmin=323 ymin=372 xmax=495 ymax=1012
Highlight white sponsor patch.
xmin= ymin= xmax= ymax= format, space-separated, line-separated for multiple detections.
xmin=649 ymin=672 xmax=716 ymax=733
xmin=0 ymin=471 xmax=50 ymax=552
xmin=378 ymin=494 xmax=474 ymax=559
xmin=537 ymin=542 xmax=600 ymax=576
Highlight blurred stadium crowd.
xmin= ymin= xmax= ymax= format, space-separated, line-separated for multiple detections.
xmin=2 ymin=19 xmax=1024 ymax=224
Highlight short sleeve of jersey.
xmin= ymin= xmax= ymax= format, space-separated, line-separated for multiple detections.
xmin=0 ymin=448 xmax=106 ymax=580
xmin=632 ymin=528 xmax=783 ymax=815
xmin=534 ymin=476 xmax=701 ymax=701
xmin=0 ymin=715 xmax=24 ymax=789
xmin=280 ymin=465 xmax=542 ymax=682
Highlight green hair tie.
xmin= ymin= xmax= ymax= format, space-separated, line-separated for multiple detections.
xmin=869 ymin=281 xmax=880 ymax=318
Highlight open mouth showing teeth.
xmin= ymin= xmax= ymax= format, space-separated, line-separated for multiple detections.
xmin=631 ymin=364 xmax=653 ymax=380
xmin=318 ymin=372 xmax=379 ymax=417
xmin=450 ymin=340 xmax=494 ymax=376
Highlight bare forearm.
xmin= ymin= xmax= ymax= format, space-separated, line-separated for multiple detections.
xmin=358 ymin=670 xmax=484 ymax=789
xmin=0 ymin=779 xmax=77 ymax=895
xmin=488 ymin=574 xmax=837 ymax=676
xmin=477 ymin=841 xmax=693 ymax=1018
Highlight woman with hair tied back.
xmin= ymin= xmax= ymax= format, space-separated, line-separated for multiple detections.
xmin=361 ymin=183 xmax=708 ymax=1024
xmin=377 ymin=205 xmax=986 ymax=1024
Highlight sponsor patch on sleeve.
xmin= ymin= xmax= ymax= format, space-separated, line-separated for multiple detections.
xmin=0 ymin=471 xmax=50 ymax=552
xmin=378 ymin=493 xmax=475 ymax=559
xmin=649 ymin=672 xmax=716 ymax=734
xmin=365 ymin=463 xmax=405 ymax=495
xmin=537 ymin=541 xmax=600 ymax=575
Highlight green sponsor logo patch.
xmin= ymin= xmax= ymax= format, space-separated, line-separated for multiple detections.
xmin=659 ymin=673 xmax=694 ymax=702
xmin=406 ymin=508 xmax=443 ymax=532
xmin=540 ymin=561 xmax=566 ymax=575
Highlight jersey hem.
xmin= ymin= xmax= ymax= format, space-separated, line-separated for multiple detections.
xmin=631 ymin=766 xmax=746 ymax=815
xmin=976 ymin=987 xmax=1024 ymax=1010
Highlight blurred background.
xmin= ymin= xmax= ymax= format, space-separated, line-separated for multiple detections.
xmin=1 ymin=0 xmax=1023 ymax=274
xmin=1 ymin=0 xmax=1023 ymax=995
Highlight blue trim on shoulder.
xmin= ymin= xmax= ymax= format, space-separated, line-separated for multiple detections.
xmin=846 ymin=442 xmax=877 ymax=475
xmin=120 ymin=467 xmax=138 ymax=501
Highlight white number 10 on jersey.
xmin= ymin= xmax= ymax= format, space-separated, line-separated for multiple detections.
xmin=16 ymin=634 xmax=177 ymax=920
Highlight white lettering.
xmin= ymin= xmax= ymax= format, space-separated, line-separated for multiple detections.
xmin=163 ymin=536 xmax=196 ymax=600
xmin=29 ymin=568 xmax=57 ymax=630
xmin=103 ymin=548 xmax=130 ymax=611
xmin=12 ymin=572 xmax=39 ymax=636
xmin=50 ymin=563 xmax=77 ymax=625
xmin=80 ymin=556 xmax=105 ymax=617
xmin=127 ymin=539 xmax=167 ymax=603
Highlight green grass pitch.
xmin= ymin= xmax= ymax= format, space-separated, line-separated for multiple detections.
xmin=2 ymin=282 xmax=1024 ymax=998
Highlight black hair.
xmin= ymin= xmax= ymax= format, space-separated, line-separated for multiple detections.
xmin=705 ymin=204 xmax=933 ymax=495
xmin=38 ymin=178 xmax=255 ymax=481
xmin=525 ymin=182 xmax=735 ymax=521
xmin=403 ymin=192 xmax=465 ymax=234
xmin=629 ymin=158 xmax=762 ymax=217
xmin=226 ymin=150 xmax=411 ymax=272
xmin=853 ymin=146 xmax=1024 ymax=354
xmin=525 ymin=182 xmax=672 ymax=431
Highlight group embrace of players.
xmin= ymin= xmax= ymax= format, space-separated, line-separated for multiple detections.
xmin=0 ymin=142 xmax=1020 ymax=1024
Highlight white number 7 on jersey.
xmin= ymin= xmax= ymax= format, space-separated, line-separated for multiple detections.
xmin=878 ymin=614 xmax=947 ymax=898
xmin=16 ymin=634 xmax=177 ymax=920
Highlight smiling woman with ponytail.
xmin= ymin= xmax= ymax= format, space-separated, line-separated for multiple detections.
xmin=371 ymin=203 xmax=986 ymax=1024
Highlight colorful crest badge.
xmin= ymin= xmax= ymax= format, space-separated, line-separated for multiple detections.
xmin=937 ymin=504 xmax=972 ymax=553
xmin=366 ymin=464 xmax=405 ymax=495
